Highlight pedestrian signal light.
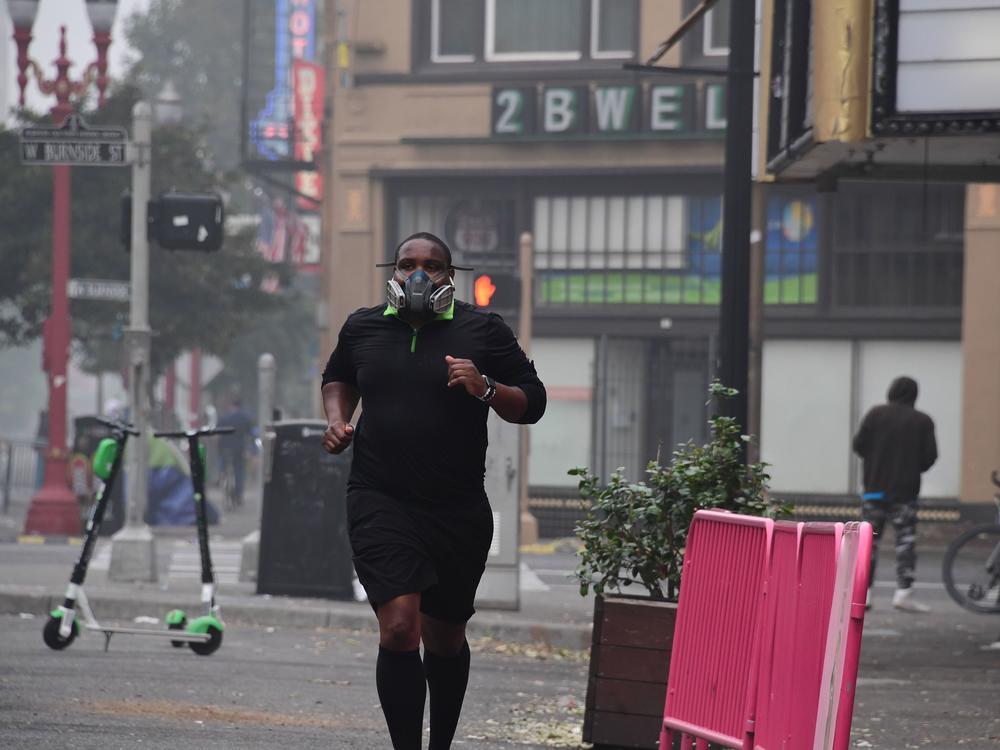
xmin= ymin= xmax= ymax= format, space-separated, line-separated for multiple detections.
xmin=473 ymin=272 xmax=520 ymax=310
xmin=474 ymin=274 xmax=496 ymax=306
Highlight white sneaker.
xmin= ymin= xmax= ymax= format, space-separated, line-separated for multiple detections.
xmin=892 ymin=588 xmax=931 ymax=613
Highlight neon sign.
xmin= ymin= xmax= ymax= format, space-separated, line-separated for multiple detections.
xmin=250 ymin=0 xmax=317 ymax=161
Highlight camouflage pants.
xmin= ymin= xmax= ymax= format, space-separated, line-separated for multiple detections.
xmin=862 ymin=497 xmax=918 ymax=590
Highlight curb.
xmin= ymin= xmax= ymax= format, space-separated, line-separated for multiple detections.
xmin=0 ymin=586 xmax=592 ymax=651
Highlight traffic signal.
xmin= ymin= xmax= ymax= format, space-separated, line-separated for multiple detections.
xmin=473 ymin=272 xmax=520 ymax=310
xmin=154 ymin=192 xmax=225 ymax=251
xmin=120 ymin=190 xmax=225 ymax=252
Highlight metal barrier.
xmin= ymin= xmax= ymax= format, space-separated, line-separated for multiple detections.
xmin=0 ymin=438 xmax=44 ymax=514
xmin=660 ymin=511 xmax=872 ymax=750
xmin=661 ymin=512 xmax=774 ymax=750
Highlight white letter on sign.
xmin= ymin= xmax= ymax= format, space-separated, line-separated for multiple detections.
xmin=544 ymin=88 xmax=576 ymax=133
xmin=495 ymin=90 xmax=524 ymax=134
xmin=650 ymin=86 xmax=684 ymax=131
xmin=594 ymin=87 xmax=634 ymax=132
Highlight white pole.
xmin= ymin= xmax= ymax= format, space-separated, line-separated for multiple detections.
xmin=109 ymin=101 xmax=157 ymax=583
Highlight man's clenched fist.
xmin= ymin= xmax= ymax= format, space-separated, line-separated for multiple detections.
xmin=323 ymin=420 xmax=354 ymax=454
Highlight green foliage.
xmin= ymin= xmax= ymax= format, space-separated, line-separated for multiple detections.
xmin=0 ymin=127 xmax=53 ymax=344
xmin=123 ymin=0 xmax=245 ymax=174
xmin=0 ymin=84 xmax=294 ymax=383
xmin=573 ymin=382 xmax=790 ymax=601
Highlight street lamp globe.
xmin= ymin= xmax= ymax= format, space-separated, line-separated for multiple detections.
xmin=155 ymin=79 xmax=183 ymax=125
xmin=85 ymin=0 xmax=118 ymax=34
xmin=5 ymin=0 xmax=40 ymax=30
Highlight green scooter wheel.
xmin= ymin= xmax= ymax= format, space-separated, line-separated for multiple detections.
xmin=165 ymin=609 xmax=188 ymax=648
xmin=186 ymin=615 xmax=224 ymax=656
xmin=42 ymin=613 xmax=79 ymax=651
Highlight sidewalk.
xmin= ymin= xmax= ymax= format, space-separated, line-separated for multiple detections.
xmin=0 ymin=485 xmax=595 ymax=650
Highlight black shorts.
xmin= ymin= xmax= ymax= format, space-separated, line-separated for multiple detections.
xmin=346 ymin=487 xmax=494 ymax=624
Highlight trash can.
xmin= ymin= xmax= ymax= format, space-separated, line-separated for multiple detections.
xmin=72 ymin=416 xmax=125 ymax=537
xmin=256 ymin=420 xmax=354 ymax=600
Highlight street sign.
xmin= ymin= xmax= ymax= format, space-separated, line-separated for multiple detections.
xmin=20 ymin=114 xmax=128 ymax=167
xmin=67 ymin=278 xmax=130 ymax=302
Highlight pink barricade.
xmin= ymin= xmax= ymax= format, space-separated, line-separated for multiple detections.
xmin=660 ymin=511 xmax=774 ymax=750
xmin=659 ymin=511 xmax=872 ymax=750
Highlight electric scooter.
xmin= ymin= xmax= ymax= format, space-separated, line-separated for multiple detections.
xmin=42 ymin=418 xmax=233 ymax=656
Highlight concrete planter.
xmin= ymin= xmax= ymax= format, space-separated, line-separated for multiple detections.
xmin=582 ymin=594 xmax=677 ymax=750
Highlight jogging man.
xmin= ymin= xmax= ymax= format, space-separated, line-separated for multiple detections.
xmin=321 ymin=231 xmax=546 ymax=749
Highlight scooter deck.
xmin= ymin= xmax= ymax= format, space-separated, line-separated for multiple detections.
xmin=83 ymin=624 xmax=211 ymax=642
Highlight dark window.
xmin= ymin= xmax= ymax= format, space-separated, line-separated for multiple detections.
xmin=433 ymin=0 xmax=479 ymax=61
xmin=682 ymin=0 xmax=730 ymax=66
xmin=426 ymin=0 xmax=637 ymax=66
xmin=595 ymin=0 xmax=638 ymax=57
xmin=489 ymin=0 xmax=584 ymax=59
xmin=830 ymin=181 xmax=964 ymax=310
xmin=703 ymin=0 xmax=729 ymax=56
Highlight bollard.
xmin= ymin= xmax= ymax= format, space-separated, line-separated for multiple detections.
xmin=240 ymin=353 xmax=275 ymax=583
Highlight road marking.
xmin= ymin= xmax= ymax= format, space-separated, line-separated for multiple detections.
xmin=862 ymin=628 xmax=902 ymax=637
xmin=519 ymin=562 xmax=550 ymax=592
xmin=857 ymin=677 xmax=910 ymax=686
xmin=168 ymin=540 xmax=242 ymax=584
xmin=90 ymin=542 xmax=111 ymax=571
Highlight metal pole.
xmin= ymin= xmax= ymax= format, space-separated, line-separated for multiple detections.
xmin=517 ymin=232 xmax=538 ymax=546
xmin=256 ymin=353 xmax=276 ymax=501
xmin=109 ymin=101 xmax=156 ymax=582
xmin=717 ymin=0 xmax=756 ymax=451
xmin=746 ymin=182 xmax=767 ymax=464
xmin=2 ymin=442 xmax=12 ymax=515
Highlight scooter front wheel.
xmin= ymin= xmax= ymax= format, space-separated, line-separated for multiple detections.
xmin=42 ymin=614 xmax=79 ymax=651
xmin=186 ymin=616 xmax=223 ymax=656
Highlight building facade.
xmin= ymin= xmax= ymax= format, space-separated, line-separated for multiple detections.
xmin=321 ymin=0 xmax=981 ymax=532
xmin=758 ymin=0 xmax=1000 ymax=519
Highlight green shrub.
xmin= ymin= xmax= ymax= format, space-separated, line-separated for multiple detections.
xmin=572 ymin=382 xmax=790 ymax=601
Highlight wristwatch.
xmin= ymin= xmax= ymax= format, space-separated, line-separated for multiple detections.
xmin=476 ymin=374 xmax=497 ymax=403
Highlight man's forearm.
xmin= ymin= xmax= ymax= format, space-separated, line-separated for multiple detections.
xmin=490 ymin=383 xmax=528 ymax=423
xmin=322 ymin=382 xmax=360 ymax=425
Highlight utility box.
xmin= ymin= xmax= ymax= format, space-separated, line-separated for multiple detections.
xmin=474 ymin=411 xmax=521 ymax=610
xmin=256 ymin=420 xmax=354 ymax=600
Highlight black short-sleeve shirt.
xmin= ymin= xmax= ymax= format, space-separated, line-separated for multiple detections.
xmin=322 ymin=301 xmax=546 ymax=506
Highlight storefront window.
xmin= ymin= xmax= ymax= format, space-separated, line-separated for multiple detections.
xmin=765 ymin=193 xmax=818 ymax=304
xmin=534 ymin=193 xmax=722 ymax=304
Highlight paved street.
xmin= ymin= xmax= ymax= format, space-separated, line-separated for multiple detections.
xmin=0 ymin=613 xmax=589 ymax=750
xmin=1 ymin=535 xmax=999 ymax=749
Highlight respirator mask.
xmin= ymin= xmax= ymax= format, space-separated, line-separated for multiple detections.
xmin=386 ymin=267 xmax=455 ymax=319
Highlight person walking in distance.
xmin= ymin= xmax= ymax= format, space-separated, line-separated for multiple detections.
xmin=853 ymin=376 xmax=937 ymax=612
xmin=321 ymin=232 xmax=546 ymax=749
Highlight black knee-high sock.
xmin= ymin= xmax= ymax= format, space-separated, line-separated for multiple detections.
xmin=423 ymin=641 xmax=471 ymax=750
xmin=376 ymin=646 xmax=426 ymax=750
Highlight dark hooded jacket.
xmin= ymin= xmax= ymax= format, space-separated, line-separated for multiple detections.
xmin=852 ymin=376 xmax=938 ymax=499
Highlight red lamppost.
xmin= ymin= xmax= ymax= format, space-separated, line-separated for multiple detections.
xmin=9 ymin=0 xmax=118 ymax=535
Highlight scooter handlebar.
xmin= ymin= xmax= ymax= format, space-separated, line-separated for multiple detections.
xmin=154 ymin=427 xmax=236 ymax=439
xmin=95 ymin=416 xmax=139 ymax=436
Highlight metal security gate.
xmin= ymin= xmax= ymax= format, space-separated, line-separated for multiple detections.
xmin=594 ymin=336 xmax=710 ymax=482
